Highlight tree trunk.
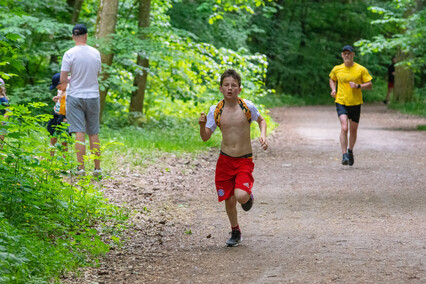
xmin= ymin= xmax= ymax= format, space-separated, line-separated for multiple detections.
xmin=95 ymin=0 xmax=119 ymax=122
xmin=394 ymin=52 xmax=414 ymax=103
xmin=129 ymin=0 xmax=151 ymax=114
xmin=67 ymin=0 xmax=84 ymax=24
xmin=393 ymin=2 xmax=417 ymax=103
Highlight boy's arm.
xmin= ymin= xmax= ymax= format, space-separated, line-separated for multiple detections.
xmin=199 ymin=112 xmax=213 ymax=141
xmin=257 ymin=114 xmax=268 ymax=150
xmin=53 ymin=90 xmax=63 ymax=102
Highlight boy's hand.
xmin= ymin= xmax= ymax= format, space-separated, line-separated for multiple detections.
xmin=199 ymin=112 xmax=207 ymax=126
xmin=52 ymin=96 xmax=59 ymax=102
xmin=259 ymin=136 xmax=268 ymax=150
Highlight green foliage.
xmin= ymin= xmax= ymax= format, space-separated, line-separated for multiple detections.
xmin=169 ymin=0 xmax=253 ymax=50
xmin=356 ymin=0 xmax=425 ymax=80
xmin=102 ymin=0 xmax=272 ymax=113
xmin=362 ymin=77 xmax=389 ymax=103
xmin=0 ymin=1 xmax=73 ymax=89
xmin=8 ymin=85 xmax=56 ymax=115
xmin=0 ymin=104 xmax=128 ymax=282
xmin=246 ymin=1 xmax=383 ymax=98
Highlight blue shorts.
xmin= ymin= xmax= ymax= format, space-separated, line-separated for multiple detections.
xmin=336 ymin=103 xmax=361 ymax=123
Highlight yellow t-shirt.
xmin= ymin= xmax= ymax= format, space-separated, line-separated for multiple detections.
xmin=329 ymin=62 xmax=373 ymax=106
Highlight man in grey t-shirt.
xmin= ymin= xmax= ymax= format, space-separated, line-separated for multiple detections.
xmin=60 ymin=24 xmax=102 ymax=177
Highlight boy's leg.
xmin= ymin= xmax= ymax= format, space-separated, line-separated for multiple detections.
xmin=234 ymin=188 xmax=250 ymax=204
xmin=225 ymin=195 xmax=238 ymax=227
xmin=225 ymin=195 xmax=242 ymax=247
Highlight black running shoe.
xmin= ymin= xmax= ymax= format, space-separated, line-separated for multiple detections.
xmin=348 ymin=150 xmax=354 ymax=166
xmin=341 ymin=153 xmax=349 ymax=165
xmin=226 ymin=229 xmax=241 ymax=247
xmin=241 ymin=194 xmax=254 ymax=211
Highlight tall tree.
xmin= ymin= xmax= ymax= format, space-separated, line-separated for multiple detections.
xmin=95 ymin=0 xmax=119 ymax=121
xmin=393 ymin=1 xmax=418 ymax=103
xmin=67 ymin=0 xmax=84 ymax=24
xmin=357 ymin=0 xmax=425 ymax=102
xmin=129 ymin=0 xmax=151 ymax=114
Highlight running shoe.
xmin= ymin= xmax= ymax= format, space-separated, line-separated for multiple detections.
xmin=341 ymin=153 xmax=349 ymax=165
xmin=226 ymin=229 xmax=241 ymax=247
xmin=241 ymin=193 xmax=254 ymax=211
xmin=347 ymin=150 xmax=354 ymax=166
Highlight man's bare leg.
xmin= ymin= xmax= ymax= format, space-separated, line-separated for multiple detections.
xmin=339 ymin=115 xmax=349 ymax=154
xmin=89 ymin=134 xmax=101 ymax=169
xmin=75 ymin=132 xmax=86 ymax=169
xmin=348 ymin=120 xmax=358 ymax=151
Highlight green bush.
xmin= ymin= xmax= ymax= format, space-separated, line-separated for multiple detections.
xmin=0 ymin=103 xmax=128 ymax=283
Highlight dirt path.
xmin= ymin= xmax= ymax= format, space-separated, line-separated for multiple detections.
xmin=65 ymin=104 xmax=426 ymax=284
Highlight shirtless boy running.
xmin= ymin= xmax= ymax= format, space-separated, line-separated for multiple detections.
xmin=199 ymin=69 xmax=268 ymax=247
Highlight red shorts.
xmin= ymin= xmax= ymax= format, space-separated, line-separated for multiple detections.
xmin=215 ymin=153 xmax=255 ymax=202
xmin=388 ymin=82 xmax=394 ymax=89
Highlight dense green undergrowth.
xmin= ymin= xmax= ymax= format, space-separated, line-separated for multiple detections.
xmin=0 ymin=104 xmax=128 ymax=283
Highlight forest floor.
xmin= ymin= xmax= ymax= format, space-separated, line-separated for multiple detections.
xmin=64 ymin=104 xmax=426 ymax=284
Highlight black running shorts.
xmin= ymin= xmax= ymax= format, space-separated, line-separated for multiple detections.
xmin=336 ymin=103 xmax=361 ymax=123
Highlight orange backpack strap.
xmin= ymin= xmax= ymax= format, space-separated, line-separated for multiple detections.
xmin=214 ymin=99 xmax=225 ymax=127
xmin=214 ymin=98 xmax=251 ymax=127
xmin=238 ymin=97 xmax=251 ymax=124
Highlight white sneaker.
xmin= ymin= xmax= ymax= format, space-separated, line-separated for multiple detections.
xmin=93 ymin=168 xmax=102 ymax=177
xmin=75 ymin=168 xmax=86 ymax=176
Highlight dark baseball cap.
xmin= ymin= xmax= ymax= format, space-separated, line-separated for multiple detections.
xmin=72 ymin=24 xmax=87 ymax=36
xmin=49 ymin=73 xmax=61 ymax=90
xmin=342 ymin=45 xmax=355 ymax=52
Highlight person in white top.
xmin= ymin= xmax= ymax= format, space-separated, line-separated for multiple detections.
xmin=60 ymin=24 xmax=102 ymax=177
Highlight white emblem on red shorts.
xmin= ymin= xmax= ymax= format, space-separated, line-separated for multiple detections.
xmin=218 ymin=189 xmax=225 ymax=197
xmin=243 ymin=183 xmax=250 ymax=188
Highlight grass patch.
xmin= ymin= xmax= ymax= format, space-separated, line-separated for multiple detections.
xmin=99 ymin=117 xmax=222 ymax=172
xmin=387 ymin=87 xmax=426 ymax=118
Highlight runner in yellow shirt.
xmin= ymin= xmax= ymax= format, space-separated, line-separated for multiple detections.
xmin=329 ymin=45 xmax=373 ymax=166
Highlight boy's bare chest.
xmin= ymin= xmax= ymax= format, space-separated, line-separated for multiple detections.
xmin=219 ymin=107 xmax=249 ymax=128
